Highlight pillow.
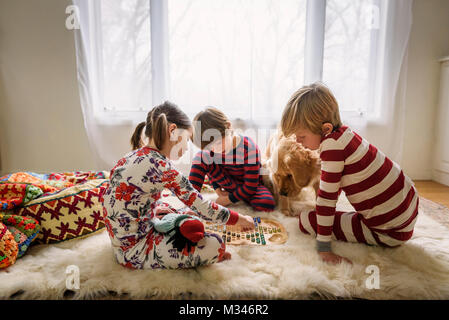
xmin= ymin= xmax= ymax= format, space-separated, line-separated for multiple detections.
xmin=16 ymin=179 xmax=108 ymax=244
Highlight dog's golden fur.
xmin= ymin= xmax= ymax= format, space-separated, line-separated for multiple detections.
xmin=262 ymin=131 xmax=321 ymax=216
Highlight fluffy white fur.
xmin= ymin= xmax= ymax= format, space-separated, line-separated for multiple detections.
xmin=1 ymin=189 xmax=449 ymax=300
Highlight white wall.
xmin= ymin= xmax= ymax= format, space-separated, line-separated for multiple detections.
xmin=400 ymin=0 xmax=449 ymax=180
xmin=1 ymin=0 xmax=449 ymax=179
xmin=0 ymin=0 xmax=95 ymax=174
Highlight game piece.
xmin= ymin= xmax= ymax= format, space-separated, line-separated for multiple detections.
xmin=203 ymin=218 xmax=287 ymax=246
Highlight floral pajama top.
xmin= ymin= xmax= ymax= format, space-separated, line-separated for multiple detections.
xmin=101 ymin=146 xmax=239 ymax=270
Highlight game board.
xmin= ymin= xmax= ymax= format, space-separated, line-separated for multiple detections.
xmin=204 ymin=217 xmax=288 ymax=246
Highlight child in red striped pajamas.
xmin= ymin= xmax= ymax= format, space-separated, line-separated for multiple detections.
xmin=280 ymin=83 xmax=419 ymax=265
xmin=189 ymin=107 xmax=276 ymax=212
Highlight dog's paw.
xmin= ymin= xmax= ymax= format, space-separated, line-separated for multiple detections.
xmin=290 ymin=201 xmax=315 ymax=216
xmin=280 ymin=208 xmax=292 ymax=216
xmin=287 ymin=208 xmax=301 ymax=217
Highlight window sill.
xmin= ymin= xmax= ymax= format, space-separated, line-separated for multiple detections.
xmin=93 ymin=110 xmax=147 ymax=126
xmin=341 ymin=109 xmax=392 ymax=127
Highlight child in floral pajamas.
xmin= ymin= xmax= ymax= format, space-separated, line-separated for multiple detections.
xmin=101 ymin=102 xmax=254 ymax=270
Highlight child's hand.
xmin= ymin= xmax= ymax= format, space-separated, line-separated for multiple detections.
xmin=318 ymin=251 xmax=352 ymax=265
xmin=154 ymin=205 xmax=175 ymax=219
xmin=182 ymin=209 xmax=199 ymax=217
xmin=215 ymin=188 xmax=229 ymax=197
xmin=215 ymin=195 xmax=231 ymax=206
xmin=235 ymin=214 xmax=255 ymax=232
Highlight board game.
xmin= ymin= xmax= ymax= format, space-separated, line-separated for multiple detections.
xmin=205 ymin=216 xmax=288 ymax=246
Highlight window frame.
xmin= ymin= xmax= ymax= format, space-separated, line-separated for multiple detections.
xmin=97 ymin=0 xmax=378 ymax=125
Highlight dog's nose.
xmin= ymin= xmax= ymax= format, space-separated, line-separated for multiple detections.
xmin=280 ymin=190 xmax=288 ymax=196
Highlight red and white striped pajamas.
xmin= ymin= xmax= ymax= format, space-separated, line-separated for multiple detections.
xmin=299 ymin=126 xmax=419 ymax=251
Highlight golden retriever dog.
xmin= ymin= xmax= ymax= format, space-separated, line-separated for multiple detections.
xmin=262 ymin=131 xmax=321 ymax=216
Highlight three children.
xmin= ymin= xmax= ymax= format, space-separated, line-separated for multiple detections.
xmin=102 ymin=83 xmax=418 ymax=269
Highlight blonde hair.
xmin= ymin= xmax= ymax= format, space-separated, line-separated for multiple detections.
xmin=280 ymin=82 xmax=342 ymax=136
xmin=192 ymin=107 xmax=231 ymax=149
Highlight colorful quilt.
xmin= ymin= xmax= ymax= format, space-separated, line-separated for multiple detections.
xmin=2 ymin=214 xmax=40 ymax=257
xmin=0 ymin=213 xmax=40 ymax=269
xmin=0 ymin=171 xmax=109 ymax=269
xmin=0 ymin=171 xmax=109 ymax=210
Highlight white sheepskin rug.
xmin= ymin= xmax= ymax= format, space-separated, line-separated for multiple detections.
xmin=1 ymin=188 xmax=449 ymax=300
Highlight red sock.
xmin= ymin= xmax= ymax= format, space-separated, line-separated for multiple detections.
xmin=179 ymin=219 xmax=205 ymax=243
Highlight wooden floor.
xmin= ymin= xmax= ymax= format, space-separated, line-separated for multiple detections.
xmin=414 ymin=180 xmax=449 ymax=208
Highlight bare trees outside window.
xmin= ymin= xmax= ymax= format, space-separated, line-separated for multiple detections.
xmin=98 ymin=0 xmax=378 ymax=124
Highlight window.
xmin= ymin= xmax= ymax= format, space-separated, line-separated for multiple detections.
xmin=98 ymin=0 xmax=380 ymax=122
xmin=168 ymin=0 xmax=306 ymax=123
xmin=323 ymin=0 xmax=380 ymax=116
xmin=100 ymin=0 xmax=152 ymax=113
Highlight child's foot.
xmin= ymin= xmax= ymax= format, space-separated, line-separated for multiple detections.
xmin=179 ymin=219 xmax=205 ymax=243
xmin=219 ymin=251 xmax=232 ymax=262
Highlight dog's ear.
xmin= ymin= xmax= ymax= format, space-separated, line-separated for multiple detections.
xmin=281 ymin=143 xmax=298 ymax=171
xmin=284 ymin=151 xmax=309 ymax=175
xmin=289 ymin=143 xmax=312 ymax=167
xmin=284 ymin=154 xmax=293 ymax=169
xmin=284 ymin=143 xmax=316 ymax=189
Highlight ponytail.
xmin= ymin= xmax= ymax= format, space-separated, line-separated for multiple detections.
xmin=152 ymin=113 xmax=168 ymax=150
xmin=129 ymin=101 xmax=192 ymax=151
xmin=130 ymin=121 xmax=146 ymax=150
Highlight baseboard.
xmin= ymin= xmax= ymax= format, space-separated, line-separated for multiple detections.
xmin=433 ymin=169 xmax=449 ymax=187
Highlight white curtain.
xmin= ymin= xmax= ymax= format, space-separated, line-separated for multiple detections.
xmin=342 ymin=0 xmax=413 ymax=163
xmin=73 ymin=0 xmax=150 ymax=171
xmin=72 ymin=0 xmax=413 ymax=172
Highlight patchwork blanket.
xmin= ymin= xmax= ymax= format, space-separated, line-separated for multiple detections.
xmin=0 ymin=171 xmax=109 ymax=269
